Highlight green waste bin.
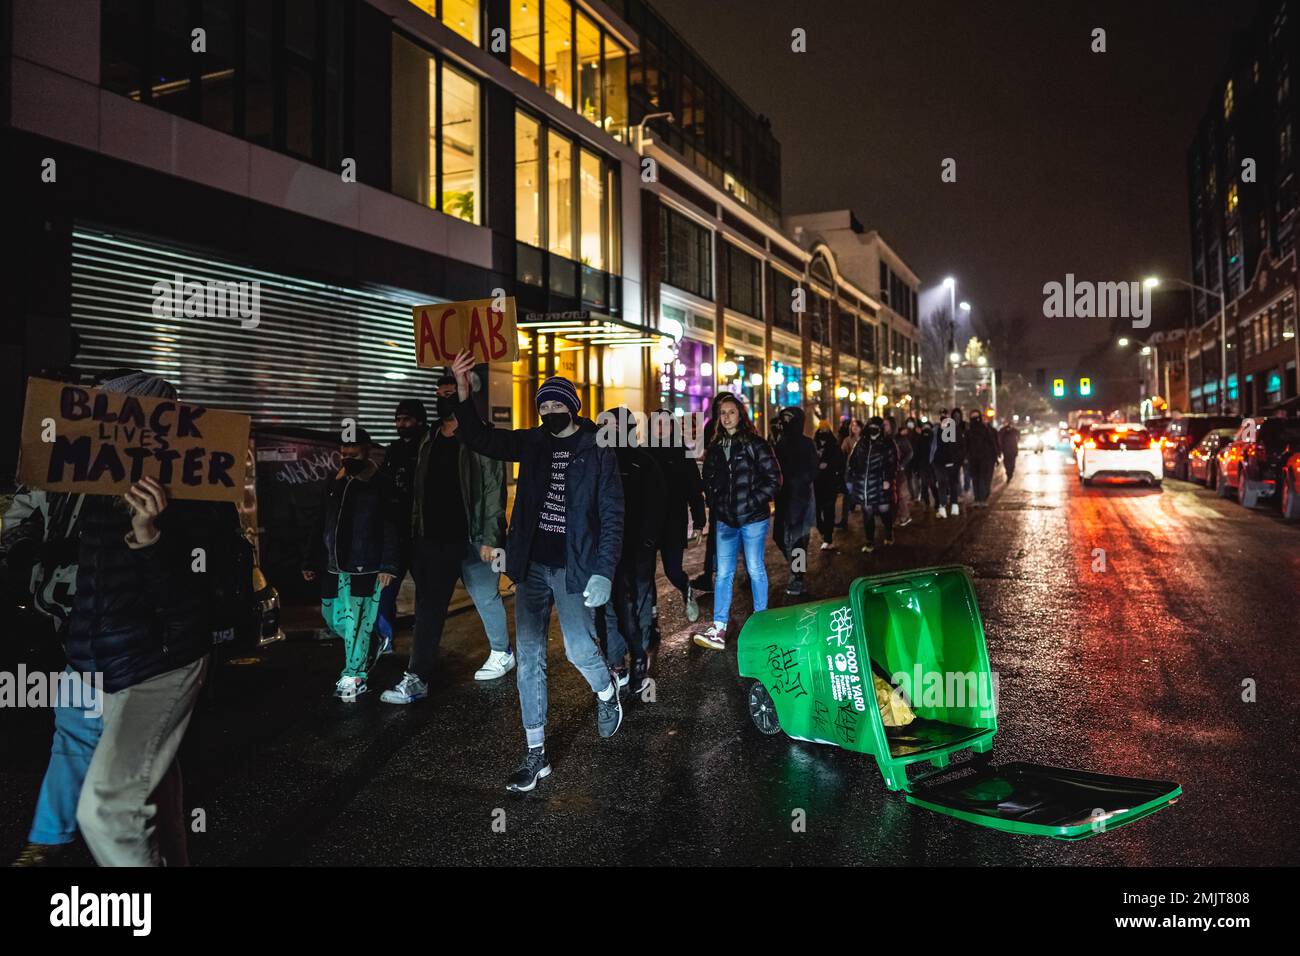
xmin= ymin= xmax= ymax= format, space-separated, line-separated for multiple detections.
xmin=737 ymin=565 xmax=1181 ymax=840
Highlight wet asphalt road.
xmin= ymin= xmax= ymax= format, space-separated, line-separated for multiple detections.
xmin=2 ymin=449 xmax=1297 ymax=865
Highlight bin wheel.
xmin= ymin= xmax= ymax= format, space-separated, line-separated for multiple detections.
xmin=748 ymin=681 xmax=782 ymax=736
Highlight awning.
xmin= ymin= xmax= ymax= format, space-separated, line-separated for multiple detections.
xmin=518 ymin=311 xmax=665 ymax=348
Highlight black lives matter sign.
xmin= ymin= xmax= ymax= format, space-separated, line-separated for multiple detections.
xmin=18 ymin=378 xmax=250 ymax=502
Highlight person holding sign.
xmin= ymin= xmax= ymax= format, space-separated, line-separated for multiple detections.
xmin=450 ymin=350 xmax=624 ymax=793
xmin=65 ymin=370 xmax=240 ymax=867
xmin=303 ymin=428 xmax=400 ymax=701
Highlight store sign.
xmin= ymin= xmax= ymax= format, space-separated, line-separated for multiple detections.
xmin=18 ymin=378 xmax=250 ymax=502
xmin=413 ymin=297 xmax=519 ymax=366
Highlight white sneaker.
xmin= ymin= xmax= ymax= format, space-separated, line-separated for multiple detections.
xmin=474 ymin=650 xmax=516 ymax=681
xmin=693 ymin=623 xmax=726 ymax=650
xmin=334 ymin=676 xmax=367 ymax=701
xmin=951 ymin=503 xmax=960 ymax=516
xmin=936 ymin=506 xmax=948 ymax=519
xmin=380 ymin=672 xmax=428 ymax=704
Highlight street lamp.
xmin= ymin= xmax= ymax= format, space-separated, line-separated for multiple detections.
xmin=1118 ymin=337 xmax=1130 ymax=348
xmin=1145 ymin=274 xmax=1230 ymax=413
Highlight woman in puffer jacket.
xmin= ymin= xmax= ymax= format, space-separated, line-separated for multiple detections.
xmin=847 ymin=415 xmax=899 ymax=553
xmin=693 ymin=393 xmax=781 ymax=651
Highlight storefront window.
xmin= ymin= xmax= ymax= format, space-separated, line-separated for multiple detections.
xmin=659 ymin=337 xmax=715 ymax=415
xmin=510 ymin=0 xmax=541 ymax=83
xmin=769 ymin=361 xmax=802 ymax=409
xmin=544 ymin=0 xmax=574 ymax=107
xmin=515 ymin=112 xmax=542 ymax=248
xmin=440 ymin=64 xmax=480 ymax=223
xmin=548 ymin=130 xmax=575 ymax=258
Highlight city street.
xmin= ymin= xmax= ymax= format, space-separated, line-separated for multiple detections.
xmin=3 ymin=449 xmax=1295 ymax=866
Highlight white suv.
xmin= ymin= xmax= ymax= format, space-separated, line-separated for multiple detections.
xmin=1078 ymin=424 xmax=1162 ymax=488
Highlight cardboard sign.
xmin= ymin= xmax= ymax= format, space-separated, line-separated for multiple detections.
xmin=18 ymin=378 xmax=251 ymax=502
xmin=413 ymin=297 xmax=519 ymax=366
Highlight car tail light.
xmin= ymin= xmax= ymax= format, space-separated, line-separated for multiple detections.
xmin=1084 ymin=439 xmax=1097 ymax=449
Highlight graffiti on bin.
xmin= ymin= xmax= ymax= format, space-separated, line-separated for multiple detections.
xmin=764 ymin=644 xmax=808 ymax=700
xmin=812 ymin=699 xmax=831 ymax=736
xmin=271 ymin=449 xmax=341 ymax=485
xmin=834 ymin=702 xmax=859 ymax=744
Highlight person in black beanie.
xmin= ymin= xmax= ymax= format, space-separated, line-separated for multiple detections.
xmin=376 ymin=396 xmax=428 ymax=657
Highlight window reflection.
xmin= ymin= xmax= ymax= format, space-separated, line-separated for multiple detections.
xmin=576 ymin=10 xmax=601 ymax=125
xmin=544 ymin=0 xmax=574 ymax=108
xmin=579 ymin=148 xmax=604 ymax=269
xmin=548 ymin=130 xmax=574 ymax=258
xmin=441 ymin=64 xmax=480 ymax=223
xmin=516 ymin=112 xmax=542 ymax=247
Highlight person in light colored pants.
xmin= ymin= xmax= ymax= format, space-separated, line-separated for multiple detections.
xmin=76 ymin=656 xmax=207 ymax=867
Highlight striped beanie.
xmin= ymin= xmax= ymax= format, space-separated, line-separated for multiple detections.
xmin=535 ymin=376 xmax=580 ymax=416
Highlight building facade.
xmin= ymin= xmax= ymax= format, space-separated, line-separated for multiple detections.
xmin=1185 ymin=0 xmax=1299 ymax=414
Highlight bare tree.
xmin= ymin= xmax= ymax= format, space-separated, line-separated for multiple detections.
xmin=971 ymin=309 xmax=1032 ymax=373
xmin=920 ymin=305 xmax=955 ymax=409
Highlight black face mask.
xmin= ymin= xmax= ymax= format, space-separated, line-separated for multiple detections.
xmin=867 ymin=426 xmax=883 ymax=440
xmin=436 ymin=396 xmax=457 ymax=420
xmin=396 ymin=424 xmax=423 ymax=441
xmin=542 ymin=411 xmax=572 ymax=435
xmin=341 ymin=456 xmax=367 ymax=475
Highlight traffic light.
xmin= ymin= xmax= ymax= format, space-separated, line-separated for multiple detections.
xmin=1079 ymin=377 xmax=1092 ymax=397
xmin=1052 ymin=378 xmax=1065 ymax=398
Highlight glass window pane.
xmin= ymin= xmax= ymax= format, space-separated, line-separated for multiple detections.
xmin=440 ymin=64 xmax=480 ymax=223
xmin=391 ymin=35 xmax=435 ymax=207
xmin=443 ymin=0 xmax=480 ymax=45
xmin=607 ymin=165 xmax=621 ymax=273
xmin=576 ymin=11 xmax=601 ymax=125
xmin=579 ymin=148 xmax=603 ymax=269
xmin=602 ymin=39 xmax=628 ymax=142
xmin=197 ymin=0 xmax=237 ymax=134
xmin=544 ymin=0 xmax=573 ymax=108
xmin=244 ymin=0 xmax=273 ymax=145
xmin=150 ymin=0 xmax=193 ymax=115
xmin=101 ymin=0 xmax=148 ymax=99
xmin=515 ymin=112 xmax=542 ymax=248
xmin=409 ymin=0 xmax=437 ymax=18
xmin=285 ymin=64 xmax=315 ymax=159
xmin=548 ymin=130 xmax=574 ymax=258
xmin=510 ymin=0 xmax=541 ymax=83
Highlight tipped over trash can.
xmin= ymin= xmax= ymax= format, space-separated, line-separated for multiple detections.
xmin=737 ymin=565 xmax=1180 ymax=840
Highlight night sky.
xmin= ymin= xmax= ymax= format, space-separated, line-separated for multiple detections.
xmin=647 ymin=0 xmax=1258 ymax=373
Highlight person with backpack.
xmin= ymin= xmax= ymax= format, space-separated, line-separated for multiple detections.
xmin=449 ymin=350 xmax=624 ymax=793
xmin=772 ymin=406 xmax=818 ymax=596
xmin=693 ymin=393 xmax=782 ymax=650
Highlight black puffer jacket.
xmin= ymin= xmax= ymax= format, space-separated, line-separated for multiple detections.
xmin=814 ymin=428 xmax=845 ymax=494
xmin=773 ymin=407 xmax=818 ymax=552
xmin=648 ymin=444 xmax=706 ymax=547
xmin=306 ymin=462 xmax=401 ymax=597
xmin=966 ymin=420 xmax=999 ymax=465
xmin=702 ymin=428 xmax=782 ymax=528
xmin=849 ymin=434 xmax=900 ymax=508
xmin=605 ymin=407 xmax=666 ymax=558
xmin=66 ymin=496 xmax=238 ymax=693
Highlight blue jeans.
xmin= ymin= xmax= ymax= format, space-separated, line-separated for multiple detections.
xmin=28 ymin=668 xmax=103 ymax=845
xmin=713 ymin=518 xmax=770 ymax=628
xmin=515 ymin=563 xmax=614 ymax=733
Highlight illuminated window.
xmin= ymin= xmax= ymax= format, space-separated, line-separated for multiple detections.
xmin=544 ymin=0 xmax=574 ymax=108
xmin=510 ymin=1 xmax=540 ymax=84
xmin=440 ymin=64 xmax=480 ymax=223
xmin=603 ymin=39 xmax=628 ymax=142
xmin=515 ymin=112 xmax=542 ymax=248
xmin=579 ymin=148 xmax=604 ymax=269
xmin=391 ymin=35 xmax=481 ymax=223
xmin=576 ymin=10 xmax=601 ymax=125
xmin=548 ymin=130 xmax=574 ymax=258
xmin=606 ymin=165 xmax=621 ymax=273
xmin=408 ymin=1 xmax=480 ymax=46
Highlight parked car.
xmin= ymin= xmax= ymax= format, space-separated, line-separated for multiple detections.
xmin=1161 ymin=415 xmax=1240 ymax=481
xmin=1217 ymin=417 xmax=1300 ymax=508
xmin=1282 ymin=450 xmax=1300 ymax=520
xmin=1188 ymin=427 xmax=1238 ymax=488
xmin=1078 ymin=424 xmax=1162 ymax=487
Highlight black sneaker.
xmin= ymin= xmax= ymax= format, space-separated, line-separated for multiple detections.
xmin=506 ymin=747 xmax=551 ymax=792
xmin=785 ymin=573 xmax=805 ymax=596
xmin=596 ymin=682 xmax=624 ymax=737
xmin=689 ymin=574 xmax=713 ymax=594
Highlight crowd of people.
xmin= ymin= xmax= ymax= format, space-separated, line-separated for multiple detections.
xmin=3 ymin=352 xmax=1025 ymax=864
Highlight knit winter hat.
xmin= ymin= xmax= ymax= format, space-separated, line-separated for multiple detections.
xmin=536 ymin=376 xmax=580 ymax=416
xmin=395 ymin=398 xmax=427 ymax=423
xmin=98 ymin=369 xmax=178 ymax=400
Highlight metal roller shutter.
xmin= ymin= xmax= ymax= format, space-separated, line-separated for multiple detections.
xmin=70 ymin=226 xmax=445 ymax=444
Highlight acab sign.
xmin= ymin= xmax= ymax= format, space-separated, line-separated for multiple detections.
xmin=413 ymin=296 xmax=519 ymax=366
